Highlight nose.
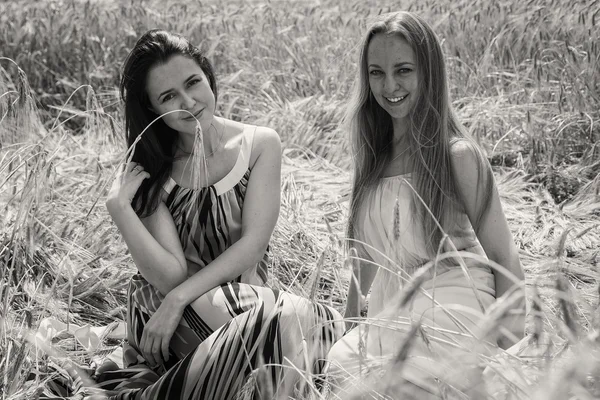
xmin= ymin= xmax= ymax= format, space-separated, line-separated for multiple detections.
xmin=383 ymin=74 xmax=399 ymax=94
xmin=181 ymin=92 xmax=196 ymax=110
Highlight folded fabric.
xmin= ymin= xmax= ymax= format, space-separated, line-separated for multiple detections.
xmin=483 ymin=333 xmax=569 ymax=397
xmin=33 ymin=317 xmax=126 ymax=368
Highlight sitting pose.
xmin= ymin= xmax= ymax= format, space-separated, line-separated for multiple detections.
xmin=100 ymin=29 xmax=344 ymax=399
xmin=327 ymin=12 xmax=526 ymax=398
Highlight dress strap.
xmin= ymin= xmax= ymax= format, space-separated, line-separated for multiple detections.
xmin=163 ymin=176 xmax=177 ymax=195
xmin=212 ymin=124 xmax=255 ymax=196
xmin=239 ymin=124 xmax=257 ymax=170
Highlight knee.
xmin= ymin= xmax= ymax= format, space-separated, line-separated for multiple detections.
xmin=326 ymin=340 xmax=344 ymax=367
xmin=326 ymin=333 xmax=359 ymax=372
xmin=324 ymin=342 xmax=345 ymax=380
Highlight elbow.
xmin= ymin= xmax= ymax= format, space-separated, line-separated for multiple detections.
xmin=489 ymin=247 xmax=523 ymax=280
xmin=146 ymin=261 xmax=187 ymax=297
xmin=166 ymin=263 xmax=188 ymax=292
xmin=507 ymin=248 xmax=524 ymax=281
xmin=251 ymin=245 xmax=269 ymax=267
xmin=242 ymin=236 xmax=270 ymax=267
xmin=169 ymin=267 xmax=188 ymax=292
xmin=156 ymin=274 xmax=186 ymax=297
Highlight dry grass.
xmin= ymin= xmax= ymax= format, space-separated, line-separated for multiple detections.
xmin=0 ymin=0 xmax=599 ymax=398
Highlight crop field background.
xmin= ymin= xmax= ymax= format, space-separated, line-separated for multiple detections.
xmin=0 ymin=0 xmax=599 ymax=398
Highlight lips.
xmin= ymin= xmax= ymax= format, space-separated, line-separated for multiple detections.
xmin=384 ymin=94 xmax=408 ymax=104
xmin=183 ymin=108 xmax=204 ymax=121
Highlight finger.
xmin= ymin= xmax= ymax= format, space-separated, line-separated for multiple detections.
xmin=139 ymin=330 xmax=147 ymax=354
xmin=135 ymin=171 xmax=150 ymax=182
xmin=161 ymin=337 xmax=170 ymax=363
xmin=113 ymin=162 xmax=128 ymax=184
xmin=126 ymin=162 xmax=139 ymax=174
xmin=133 ymin=166 xmax=147 ymax=176
xmin=130 ymin=173 xmax=150 ymax=190
xmin=140 ymin=331 xmax=156 ymax=367
xmin=152 ymin=340 xmax=163 ymax=366
xmin=118 ymin=161 xmax=129 ymax=174
xmin=111 ymin=170 xmax=124 ymax=188
xmin=144 ymin=337 xmax=157 ymax=367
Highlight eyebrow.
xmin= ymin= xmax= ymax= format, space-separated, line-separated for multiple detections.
xmin=157 ymin=74 xmax=200 ymax=100
xmin=368 ymin=62 xmax=414 ymax=68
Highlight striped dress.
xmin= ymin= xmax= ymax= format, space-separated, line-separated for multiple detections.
xmin=91 ymin=125 xmax=345 ymax=399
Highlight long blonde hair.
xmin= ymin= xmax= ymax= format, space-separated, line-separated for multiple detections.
xmin=346 ymin=12 xmax=494 ymax=255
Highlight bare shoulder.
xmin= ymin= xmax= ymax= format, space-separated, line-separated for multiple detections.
xmin=449 ymin=138 xmax=496 ymax=220
xmin=450 ymin=139 xmax=480 ymax=171
xmin=248 ymin=125 xmax=281 ymax=168
xmin=450 ymin=139 xmax=492 ymax=185
xmin=253 ymin=126 xmax=281 ymax=152
xmin=221 ymin=117 xmax=281 ymax=152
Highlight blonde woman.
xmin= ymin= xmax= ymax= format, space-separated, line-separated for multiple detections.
xmin=327 ymin=12 xmax=526 ymax=397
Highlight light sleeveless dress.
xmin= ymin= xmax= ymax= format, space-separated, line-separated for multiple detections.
xmin=327 ymin=173 xmax=497 ymax=396
xmin=89 ymin=125 xmax=345 ymax=400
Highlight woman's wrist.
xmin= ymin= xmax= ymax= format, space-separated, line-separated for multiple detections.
xmin=164 ymin=289 xmax=188 ymax=312
xmin=106 ymin=196 xmax=133 ymax=216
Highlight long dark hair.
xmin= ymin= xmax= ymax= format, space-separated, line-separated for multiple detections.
xmin=347 ymin=12 xmax=493 ymax=255
xmin=120 ymin=29 xmax=218 ymax=217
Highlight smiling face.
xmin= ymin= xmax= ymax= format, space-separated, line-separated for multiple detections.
xmin=145 ymin=54 xmax=216 ymax=137
xmin=367 ymin=34 xmax=418 ymax=128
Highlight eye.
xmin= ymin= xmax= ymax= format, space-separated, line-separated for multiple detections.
xmin=397 ymin=68 xmax=412 ymax=74
xmin=369 ymin=70 xmax=382 ymax=76
xmin=187 ymin=78 xmax=201 ymax=87
xmin=161 ymin=93 xmax=175 ymax=103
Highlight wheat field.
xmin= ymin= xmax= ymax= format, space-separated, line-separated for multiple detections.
xmin=0 ymin=0 xmax=599 ymax=398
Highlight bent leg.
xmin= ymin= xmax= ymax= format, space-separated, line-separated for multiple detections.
xmin=99 ymin=278 xmax=344 ymax=399
xmin=327 ymin=287 xmax=496 ymax=398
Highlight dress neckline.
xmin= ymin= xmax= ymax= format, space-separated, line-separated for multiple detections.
xmin=167 ymin=124 xmax=252 ymax=193
xmin=168 ymin=152 xmax=245 ymax=193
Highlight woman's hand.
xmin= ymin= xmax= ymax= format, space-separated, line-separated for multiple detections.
xmin=343 ymin=299 xmax=365 ymax=332
xmin=139 ymin=294 xmax=184 ymax=368
xmin=107 ymin=162 xmax=150 ymax=209
xmin=343 ymin=274 xmax=367 ymax=332
xmin=497 ymin=305 xmax=526 ymax=350
xmin=104 ymin=162 xmax=188 ymax=296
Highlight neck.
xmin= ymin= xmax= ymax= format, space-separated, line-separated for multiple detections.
xmin=176 ymin=117 xmax=223 ymax=157
xmin=391 ymin=118 xmax=410 ymax=153
xmin=392 ymin=115 xmax=409 ymax=140
xmin=177 ymin=131 xmax=196 ymax=154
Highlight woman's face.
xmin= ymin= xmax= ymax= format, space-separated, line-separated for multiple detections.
xmin=145 ymin=55 xmax=216 ymax=137
xmin=367 ymin=34 xmax=419 ymax=126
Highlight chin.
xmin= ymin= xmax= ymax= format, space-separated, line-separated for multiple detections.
xmin=182 ymin=122 xmax=207 ymax=136
xmin=386 ymin=110 xmax=409 ymax=121
xmin=170 ymin=124 xmax=194 ymax=136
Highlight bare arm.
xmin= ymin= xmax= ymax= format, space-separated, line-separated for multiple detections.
xmin=450 ymin=142 xmax=525 ymax=293
xmin=167 ymin=127 xmax=282 ymax=308
xmin=451 ymin=141 xmax=526 ymax=347
xmin=106 ymin=164 xmax=188 ymax=295
xmin=343 ymin=245 xmax=378 ymax=329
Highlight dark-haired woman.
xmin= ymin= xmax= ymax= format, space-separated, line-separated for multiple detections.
xmin=98 ymin=29 xmax=344 ymax=400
